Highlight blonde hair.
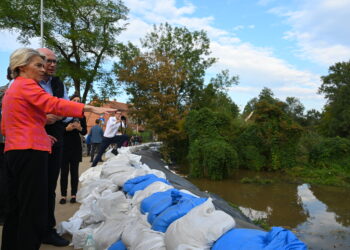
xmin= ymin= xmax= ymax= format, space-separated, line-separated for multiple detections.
xmin=10 ymin=48 xmax=46 ymax=79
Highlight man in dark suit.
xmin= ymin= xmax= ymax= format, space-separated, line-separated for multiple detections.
xmin=37 ymin=48 xmax=70 ymax=247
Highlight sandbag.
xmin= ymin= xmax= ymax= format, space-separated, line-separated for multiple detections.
xmin=108 ymin=240 xmax=127 ymax=250
xmin=131 ymin=181 xmax=173 ymax=208
xmin=140 ymin=189 xmax=177 ymax=214
xmin=123 ymin=174 xmax=170 ymax=196
xmin=212 ymin=227 xmax=307 ymax=250
xmin=95 ymin=191 xmax=130 ymax=220
xmin=165 ymin=198 xmax=235 ymax=249
xmin=133 ymin=228 xmax=166 ymax=250
xmin=152 ymin=196 xmax=207 ymax=233
xmin=93 ymin=218 xmax=127 ymax=250
xmin=141 ymin=189 xmax=196 ymax=224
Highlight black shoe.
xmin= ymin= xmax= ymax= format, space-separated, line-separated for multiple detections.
xmin=42 ymin=231 xmax=70 ymax=246
xmin=59 ymin=198 xmax=66 ymax=204
xmin=70 ymin=197 xmax=76 ymax=203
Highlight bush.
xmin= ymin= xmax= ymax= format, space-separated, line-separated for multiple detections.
xmin=309 ymin=136 xmax=350 ymax=168
xmin=188 ymin=138 xmax=239 ymax=180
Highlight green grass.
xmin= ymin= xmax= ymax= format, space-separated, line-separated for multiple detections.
xmin=285 ymin=165 xmax=350 ymax=188
xmin=240 ymin=176 xmax=275 ymax=185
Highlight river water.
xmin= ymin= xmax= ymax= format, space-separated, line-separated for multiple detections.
xmin=188 ymin=170 xmax=350 ymax=250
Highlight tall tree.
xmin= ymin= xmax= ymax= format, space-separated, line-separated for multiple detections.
xmin=0 ymin=0 xmax=128 ymax=103
xmin=319 ymin=61 xmax=350 ymax=137
xmin=191 ymin=70 xmax=240 ymax=117
xmin=285 ymin=96 xmax=305 ymax=124
xmin=114 ymin=23 xmax=216 ymax=159
xmin=122 ymin=23 xmax=217 ymax=107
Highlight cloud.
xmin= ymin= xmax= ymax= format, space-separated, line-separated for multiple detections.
xmin=119 ymin=0 xmax=325 ymax=109
xmin=269 ymin=0 xmax=350 ymax=65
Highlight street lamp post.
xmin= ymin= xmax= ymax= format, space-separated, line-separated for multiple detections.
xmin=40 ymin=0 xmax=44 ymax=47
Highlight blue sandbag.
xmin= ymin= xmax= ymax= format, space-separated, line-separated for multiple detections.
xmin=145 ymin=189 xmax=195 ymax=225
xmin=123 ymin=174 xmax=170 ymax=196
xmin=140 ymin=188 xmax=177 ymax=214
xmin=264 ymin=227 xmax=307 ymax=250
xmin=212 ymin=228 xmax=267 ymax=250
xmin=212 ymin=227 xmax=307 ymax=250
xmin=151 ymin=196 xmax=207 ymax=233
xmin=123 ymin=174 xmax=157 ymax=193
xmin=108 ymin=240 xmax=126 ymax=250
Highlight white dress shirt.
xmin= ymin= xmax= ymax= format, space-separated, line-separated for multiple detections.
xmin=103 ymin=117 xmax=126 ymax=138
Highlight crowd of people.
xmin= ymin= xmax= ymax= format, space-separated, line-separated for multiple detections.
xmin=0 ymin=47 xmax=134 ymax=249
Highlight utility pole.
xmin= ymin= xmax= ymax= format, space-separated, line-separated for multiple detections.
xmin=40 ymin=0 xmax=44 ymax=47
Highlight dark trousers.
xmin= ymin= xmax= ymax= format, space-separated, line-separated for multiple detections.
xmin=90 ymin=143 xmax=101 ymax=162
xmin=0 ymin=143 xmax=6 ymax=223
xmin=46 ymin=145 xmax=62 ymax=234
xmin=60 ymin=159 xmax=79 ymax=197
xmin=87 ymin=144 xmax=91 ymax=156
xmin=1 ymin=150 xmax=48 ymax=250
xmin=92 ymin=135 xmax=129 ymax=166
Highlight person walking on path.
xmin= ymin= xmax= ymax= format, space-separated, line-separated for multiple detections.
xmin=91 ymin=112 xmax=129 ymax=167
xmin=1 ymin=48 xmax=115 ymax=250
xmin=89 ymin=119 xmax=104 ymax=163
xmin=59 ymin=94 xmax=87 ymax=205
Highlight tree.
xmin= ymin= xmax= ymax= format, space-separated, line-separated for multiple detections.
xmin=285 ymin=97 xmax=305 ymax=124
xmin=0 ymin=0 xmax=128 ymax=103
xmin=243 ymin=87 xmax=277 ymax=117
xmin=191 ymin=70 xmax=240 ymax=117
xmin=116 ymin=23 xmax=216 ymax=107
xmin=319 ymin=61 xmax=350 ymax=137
xmin=114 ymin=23 xmax=216 ymax=159
xmin=238 ymin=88 xmax=303 ymax=170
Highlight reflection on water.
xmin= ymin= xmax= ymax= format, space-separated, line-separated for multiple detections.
xmin=189 ymin=172 xmax=350 ymax=250
xmin=297 ymin=184 xmax=350 ymax=250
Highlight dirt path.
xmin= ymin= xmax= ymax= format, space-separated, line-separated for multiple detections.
xmin=0 ymin=156 xmax=94 ymax=250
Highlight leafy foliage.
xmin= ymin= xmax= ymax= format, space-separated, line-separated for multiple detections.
xmin=114 ymin=23 xmax=216 ymax=160
xmin=0 ymin=0 xmax=128 ymax=103
xmin=188 ymin=138 xmax=239 ymax=180
xmin=319 ymin=61 xmax=350 ymax=137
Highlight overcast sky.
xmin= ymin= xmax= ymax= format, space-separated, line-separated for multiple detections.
xmin=1 ymin=0 xmax=349 ymax=111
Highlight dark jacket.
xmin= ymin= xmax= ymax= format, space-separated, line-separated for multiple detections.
xmin=63 ymin=116 xmax=87 ymax=162
xmin=44 ymin=76 xmax=66 ymax=147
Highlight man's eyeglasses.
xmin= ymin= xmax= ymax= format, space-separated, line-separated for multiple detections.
xmin=46 ymin=59 xmax=57 ymax=65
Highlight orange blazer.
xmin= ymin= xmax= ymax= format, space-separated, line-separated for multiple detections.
xmin=1 ymin=76 xmax=84 ymax=153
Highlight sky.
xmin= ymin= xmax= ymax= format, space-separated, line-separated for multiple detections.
xmin=1 ymin=0 xmax=350 ymax=111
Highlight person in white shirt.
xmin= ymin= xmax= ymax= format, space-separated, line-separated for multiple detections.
xmin=91 ymin=111 xmax=128 ymax=167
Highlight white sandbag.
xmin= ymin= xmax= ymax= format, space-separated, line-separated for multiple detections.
xmin=76 ymin=179 xmax=117 ymax=204
xmin=101 ymin=165 xmax=133 ymax=179
xmin=96 ymin=191 xmax=130 ymax=219
xmin=93 ymin=218 xmax=128 ymax=250
xmin=109 ymin=170 xmax=136 ymax=187
xmin=57 ymin=217 xmax=83 ymax=236
xmin=147 ymin=169 xmax=167 ymax=179
xmin=121 ymin=217 xmax=148 ymax=249
xmin=165 ymin=198 xmax=235 ymax=250
xmin=133 ymin=228 xmax=166 ymax=250
xmin=72 ymin=222 xmax=102 ymax=249
xmin=79 ymin=165 xmax=103 ymax=186
xmin=128 ymin=206 xmax=150 ymax=227
xmin=131 ymin=181 xmax=173 ymax=208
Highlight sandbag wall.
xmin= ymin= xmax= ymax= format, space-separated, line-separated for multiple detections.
xmin=58 ymin=143 xmax=307 ymax=250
